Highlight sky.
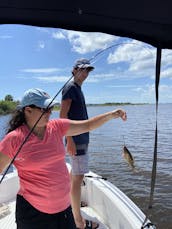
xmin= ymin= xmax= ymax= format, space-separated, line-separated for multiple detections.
xmin=0 ymin=24 xmax=172 ymax=104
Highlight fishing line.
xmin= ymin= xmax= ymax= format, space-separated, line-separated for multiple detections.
xmin=0 ymin=41 xmax=154 ymax=183
xmin=89 ymin=42 xmax=154 ymax=66
xmin=0 ymin=74 xmax=73 ymax=184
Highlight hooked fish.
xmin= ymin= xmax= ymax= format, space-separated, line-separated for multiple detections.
xmin=123 ymin=145 xmax=135 ymax=169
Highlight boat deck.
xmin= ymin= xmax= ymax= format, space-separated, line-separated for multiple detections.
xmin=81 ymin=206 xmax=109 ymax=229
xmin=0 ymin=201 xmax=16 ymax=229
xmin=0 ymin=167 xmax=155 ymax=229
xmin=0 ymin=200 xmax=109 ymax=229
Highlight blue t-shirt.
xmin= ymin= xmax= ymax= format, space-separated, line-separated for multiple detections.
xmin=62 ymin=81 xmax=89 ymax=144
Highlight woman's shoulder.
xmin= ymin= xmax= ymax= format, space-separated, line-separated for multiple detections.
xmin=48 ymin=119 xmax=70 ymax=133
xmin=6 ymin=125 xmax=26 ymax=138
xmin=1 ymin=125 xmax=25 ymax=147
xmin=49 ymin=118 xmax=70 ymax=126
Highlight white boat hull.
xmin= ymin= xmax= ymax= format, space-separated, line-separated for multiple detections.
xmin=81 ymin=171 xmax=154 ymax=229
xmin=0 ymin=165 xmax=155 ymax=229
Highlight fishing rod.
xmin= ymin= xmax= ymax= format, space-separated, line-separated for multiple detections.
xmin=1 ymin=60 xmax=91 ymax=183
xmin=0 ymin=41 xmax=153 ymax=183
xmin=89 ymin=41 xmax=153 ymax=65
xmin=141 ymin=47 xmax=161 ymax=229
xmin=0 ymin=74 xmax=73 ymax=184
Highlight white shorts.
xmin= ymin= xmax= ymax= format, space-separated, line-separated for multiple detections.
xmin=70 ymin=145 xmax=89 ymax=175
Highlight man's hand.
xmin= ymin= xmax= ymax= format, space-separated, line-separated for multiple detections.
xmin=66 ymin=137 xmax=77 ymax=156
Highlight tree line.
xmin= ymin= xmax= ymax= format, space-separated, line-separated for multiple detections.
xmin=0 ymin=94 xmax=60 ymax=115
xmin=0 ymin=94 xmax=146 ymax=116
xmin=0 ymin=94 xmax=19 ymax=115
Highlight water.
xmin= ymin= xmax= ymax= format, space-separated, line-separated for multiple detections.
xmin=87 ymin=105 xmax=172 ymax=229
xmin=0 ymin=104 xmax=172 ymax=229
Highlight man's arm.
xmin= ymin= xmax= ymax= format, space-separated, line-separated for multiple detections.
xmin=60 ymin=99 xmax=77 ymax=155
xmin=59 ymin=99 xmax=72 ymax=119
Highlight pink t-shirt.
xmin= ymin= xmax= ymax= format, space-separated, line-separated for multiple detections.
xmin=0 ymin=118 xmax=70 ymax=214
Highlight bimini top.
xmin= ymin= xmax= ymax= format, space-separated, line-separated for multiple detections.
xmin=0 ymin=0 xmax=172 ymax=49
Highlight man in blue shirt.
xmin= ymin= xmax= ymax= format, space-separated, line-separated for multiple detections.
xmin=60 ymin=59 xmax=99 ymax=229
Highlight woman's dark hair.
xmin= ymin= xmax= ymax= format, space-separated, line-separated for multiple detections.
xmin=6 ymin=109 xmax=26 ymax=134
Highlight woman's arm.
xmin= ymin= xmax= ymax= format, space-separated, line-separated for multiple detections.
xmin=0 ymin=152 xmax=11 ymax=174
xmin=66 ymin=109 xmax=127 ymax=137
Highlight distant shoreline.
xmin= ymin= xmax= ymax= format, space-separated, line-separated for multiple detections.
xmin=1 ymin=102 xmax=171 ymax=116
xmin=87 ymin=102 xmax=148 ymax=106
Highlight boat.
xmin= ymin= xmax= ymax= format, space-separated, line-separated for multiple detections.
xmin=0 ymin=164 xmax=155 ymax=229
xmin=0 ymin=1 xmax=170 ymax=228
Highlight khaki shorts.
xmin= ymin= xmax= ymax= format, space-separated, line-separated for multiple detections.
xmin=70 ymin=144 xmax=89 ymax=175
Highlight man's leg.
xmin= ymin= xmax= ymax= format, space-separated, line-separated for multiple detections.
xmin=70 ymin=147 xmax=88 ymax=229
xmin=70 ymin=174 xmax=85 ymax=229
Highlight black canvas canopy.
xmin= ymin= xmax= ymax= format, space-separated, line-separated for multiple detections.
xmin=0 ymin=0 xmax=172 ymax=49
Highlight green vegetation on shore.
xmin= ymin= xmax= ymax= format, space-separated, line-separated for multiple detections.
xmin=0 ymin=100 xmax=18 ymax=115
xmin=0 ymin=94 xmax=19 ymax=115
xmin=0 ymin=100 xmax=60 ymax=115
xmin=0 ymin=94 xmax=147 ymax=115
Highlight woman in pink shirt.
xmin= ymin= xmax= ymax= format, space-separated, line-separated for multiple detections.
xmin=0 ymin=88 xmax=127 ymax=229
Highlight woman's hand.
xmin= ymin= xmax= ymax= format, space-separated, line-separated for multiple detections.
xmin=112 ymin=109 xmax=127 ymax=121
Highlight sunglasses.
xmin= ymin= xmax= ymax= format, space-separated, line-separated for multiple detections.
xmin=28 ymin=104 xmax=54 ymax=113
xmin=75 ymin=67 xmax=93 ymax=72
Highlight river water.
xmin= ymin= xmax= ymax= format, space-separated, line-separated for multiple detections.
xmin=0 ymin=104 xmax=172 ymax=229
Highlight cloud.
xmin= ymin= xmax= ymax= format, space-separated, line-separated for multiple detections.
xmin=49 ymin=30 xmax=172 ymax=81
xmin=33 ymin=76 xmax=70 ymax=82
xmin=161 ymin=68 xmax=172 ymax=79
xmin=19 ymin=68 xmax=70 ymax=83
xmin=36 ymin=27 xmax=51 ymax=34
xmin=50 ymin=30 xmax=172 ymax=81
xmin=60 ymin=30 xmax=118 ymax=54
xmin=107 ymin=41 xmax=172 ymax=80
xmin=131 ymin=84 xmax=172 ymax=103
xmin=52 ymin=31 xmax=66 ymax=39
xmin=87 ymin=73 xmax=117 ymax=82
xmin=38 ymin=41 xmax=45 ymax=49
xmin=35 ymin=27 xmax=172 ymax=81
xmin=107 ymin=40 xmax=156 ymax=77
xmin=21 ymin=68 xmax=60 ymax=73
xmin=162 ymin=49 xmax=172 ymax=66
xmin=107 ymin=84 xmax=138 ymax=88
xmin=0 ymin=35 xmax=13 ymax=39
xmin=108 ymin=40 xmax=154 ymax=62
xmin=159 ymin=84 xmax=172 ymax=93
